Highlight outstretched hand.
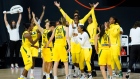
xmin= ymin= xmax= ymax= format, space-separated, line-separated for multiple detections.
xmin=94 ymin=2 xmax=99 ymax=8
xmin=42 ymin=5 xmax=46 ymax=10
xmin=89 ymin=2 xmax=99 ymax=8
xmin=54 ymin=1 xmax=60 ymax=8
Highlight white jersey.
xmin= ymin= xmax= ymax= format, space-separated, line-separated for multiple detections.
xmin=74 ymin=32 xmax=92 ymax=48
xmin=129 ymin=27 xmax=140 ymax=45
xmin=69 ymin=23 xmax=79 ymax=43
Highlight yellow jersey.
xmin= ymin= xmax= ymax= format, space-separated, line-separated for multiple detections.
xmin=59 ymin=8 xmax=93 ymax=25
xmin=98 ymin=34 xmax=110 ymax=49
xmin=109 ymin=23 xmax=120 ymax=46
xmin=31 ymin=26 xmax=39 ymax=47
xmin=87 ymin=8 xmax=98 ymax=45
xmin=41 ymin=29 xmax=53 ymax=49
xmin=21 ymin=31 xmax=31 ymax=47
xmin=54 ymin=25 xmax=66 ymax=46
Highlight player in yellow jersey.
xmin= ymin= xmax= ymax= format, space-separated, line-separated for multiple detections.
xmin=32 ymin=12 xmax=55 ymax=79
xmin=107 ymin=16 xmax=123 ymax=77
xmin=45 ymin=22 xmax=70 ymax=79
xmin=27 ymin=6 xmax=45 ymax=79
xmin=54 ymin=1 xmax=94 ymax=25
xmin=86 ymin=3 xmax=99 ymax=77
xmin=94 ymin=24 xmax=113 ymax=79
xmin=18 ymin=23 xmax=40 ymax=79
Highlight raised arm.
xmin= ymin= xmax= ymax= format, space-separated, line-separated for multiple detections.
xmin=80 ymin=2 xmax=99 ymax=25
xmin=27 ymin=7 xmax=31 ymax=21
xmin=45 ymin=29 xmax=55 ymax=48
xmin=3 ymin=12 xmax=9 ymax=26
xmin=17 ymin=12 xmax=22 ymax=25
xmin=32 ymin=12 xmax=44 ymax=34
xmin=39 ymin=5 xmax=45 ymax=22
xmin=54 ymin=1 xmax=72 ymax=23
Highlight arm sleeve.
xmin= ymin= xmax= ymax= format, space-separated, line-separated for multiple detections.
xmin=60 ymin=8 xmax=72 ymax=23
xmin=92 ymin=8 xmax=98 ymax=28
xmin=79 ymin=8 xmax=93 ymax=25
xmin=77 ymin=32 xmax=88 ymax=45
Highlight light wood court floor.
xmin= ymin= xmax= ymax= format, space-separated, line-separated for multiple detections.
xmin=0 ymin=67 xmax=139 ymax=79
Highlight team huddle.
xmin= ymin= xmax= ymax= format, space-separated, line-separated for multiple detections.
xmin=3 ymin=1 xmax=124 ymax=79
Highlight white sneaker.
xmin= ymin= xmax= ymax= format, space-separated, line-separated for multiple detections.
xmin=112 ymin=71 xmax=116 ymax=77
xmin=88 ymin=75 xmax=92 ymax=79
xmin=30 ymin=74 xmax=34 ymax=79
xmin=15 ymin=63 xmax=19 ymax=69
xmin=80 ymin=74 xmax=87 ymax=79
xmin=11 ymin=64 xmax=14 ymax=69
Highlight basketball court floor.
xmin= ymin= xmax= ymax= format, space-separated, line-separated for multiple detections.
xmin=0 ymin=67 xmax=139 ymax=79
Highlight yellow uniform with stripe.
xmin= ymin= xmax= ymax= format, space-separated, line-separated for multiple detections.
xmin=109 ymin=23 xmax=121 ymax=70
xmin=20 ymin=31 xmax=32 ymax=71
xmin=59 ymin=7 xmax=93 ymax=25
xmin=30 ymin=26 xmax=39 ymax=57
xmin=98 ymin=34 xmax=111 ymax=65
xmin=87 ymin=8 xmax=98 ymax=45
xmin=53 ymin=25 xmax=68 ymax=62
xmin=41 ymin=29 xmax=53 ymax=62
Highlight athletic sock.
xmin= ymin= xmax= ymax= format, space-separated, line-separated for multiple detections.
xmin=50 ymin=70 xmax=52 ymax=74
xmin=54 ymin=76 xmax=58 ymax=79
xmin=31 ymin=69 xmax=34 ymax=74
xmin=43 ymin=71 xmax=46 ymax=75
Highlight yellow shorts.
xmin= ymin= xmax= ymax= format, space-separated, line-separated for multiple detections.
xmin=71 ymin=42 xmax=81 ymax=53
xmin=30 ymin=47 xmax=39 ymax=57
xmin=111 ymin=45 xmax=120 ymax=56
xmin=53 ymin=45 xmax=68 ymax=62
xmin=71 ymin=53 xmax=80 ymax=63
xmin=20 ymin=46 xmax=32 ymax=65
xmin=98 ymin=49 xmax=111 ymax=65
xmin=42 ymin=48 xmax=53 ymax=62
xmin=80 ymin=48 xmax=92 ymax=62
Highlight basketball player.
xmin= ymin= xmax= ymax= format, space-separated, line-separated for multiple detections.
xmin=54 ymin=1 xmax=95 ymax=25
xmin=45 ymin=20 xmax=70 ymax=79
xmin=69 ymin=17 xmax=81 ymax=77
xmin=18 ymin=23 xmax=40 ymax=79
xmin=94 ymin=24 xmax=113 ymax=79
xmin=27 ymin=6 xmax=45 ymax=79
xmin=107 ymin=16 xmax=123 ymax=77
xmin=86 ymin=3 xmax=99 ymax=77
xmin=32 ymin=12 xmax=55 ymax=79
xmin=73 ymin=25 xmax=92 ymax=79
